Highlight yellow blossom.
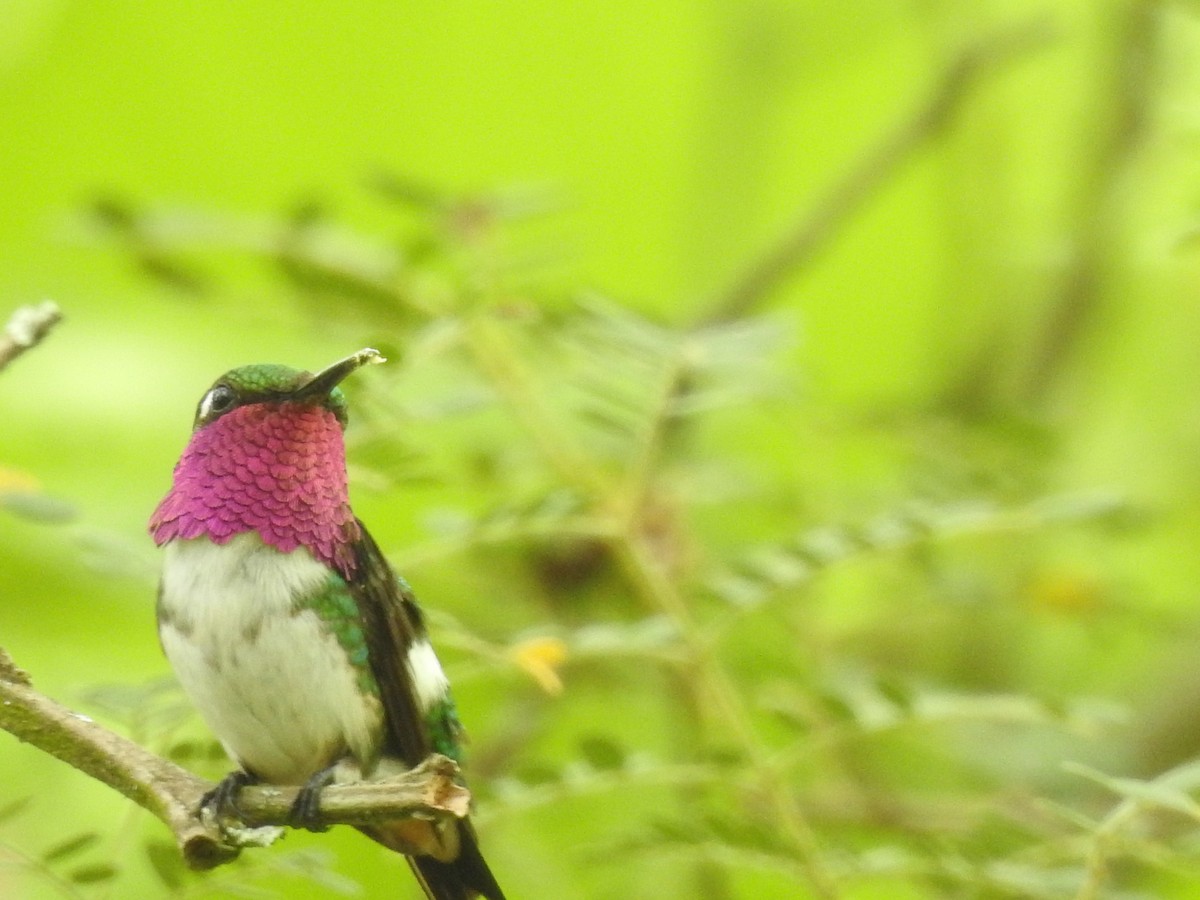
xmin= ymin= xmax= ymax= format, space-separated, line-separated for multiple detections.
xmin=509 ymin=636 xmax=568 ymax=696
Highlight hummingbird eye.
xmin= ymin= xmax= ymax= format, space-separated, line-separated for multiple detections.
xmin=199 ymin=384 xmax=237 ymax=422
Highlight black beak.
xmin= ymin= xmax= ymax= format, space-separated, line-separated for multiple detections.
xmin=295 ymin=348 xmax=386 ymax=399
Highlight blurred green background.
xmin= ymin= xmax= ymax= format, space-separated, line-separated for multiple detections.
xmin=4 ymin=1 xmax=1200 ymax=898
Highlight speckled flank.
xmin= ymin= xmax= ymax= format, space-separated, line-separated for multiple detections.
xmin=148 ymin=402 xmax=360 ymax=578
xmin=425 ymin=695 xmax=465 ymax=763
xmin=298 ymin=572 xmax=380 ymax=699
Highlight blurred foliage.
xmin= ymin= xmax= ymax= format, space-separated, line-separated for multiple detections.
xmin=5 ymin=1 xmax=1200 ymax=899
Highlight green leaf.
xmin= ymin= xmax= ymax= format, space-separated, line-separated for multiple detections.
xmin=1065 ymin=762 xmax=1200 ymax=821
xmin=874 ymin=675 xmax=916 ymax=714
xmin=578 ymin=735 xmax=626 ymax=771
xmin=68 ymin=863 xmax=117 ymax=884
xmin=41 ymin=832 xmax=99 ymax=863
xmin=0 ymin=796 xmax=32 ymax=823
xmin=512 ymin=763 xmax=559 ymax=787
xmin=816 ymin=691 xmax=857 ymax=723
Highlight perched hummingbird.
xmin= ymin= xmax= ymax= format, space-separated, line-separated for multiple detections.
xmin=149 ymin=349 xmax=504 ymax=900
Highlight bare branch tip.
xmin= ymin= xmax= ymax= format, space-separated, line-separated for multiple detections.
xmin=0 ymin=301 xmax=64 ymax=373
xmin=181 ymin=830 xmax=243 ymax=871
xmin=0 ymin=646 xmax=32 ymax=686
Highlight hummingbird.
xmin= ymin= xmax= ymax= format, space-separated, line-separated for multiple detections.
xmin=149 ymin=348 xmax=504 ymax=900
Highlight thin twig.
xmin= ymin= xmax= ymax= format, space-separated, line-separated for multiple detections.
xmin=701 ymin=19 xmax=1055 ymax=324
xmin=0 ymin=302 xmax=62 ymax=373
xmin=0 ymin=647 xmax=470 ymax=871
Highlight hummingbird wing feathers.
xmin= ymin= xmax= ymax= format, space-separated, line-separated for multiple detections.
xmin=346 ymin=521 xmax=506 ymax=900
xmin=346 ymin=522 xmax=441 ymax=764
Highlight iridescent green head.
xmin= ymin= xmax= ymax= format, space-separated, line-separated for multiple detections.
xmin=193 ymin=348 xmax=386 ymax=430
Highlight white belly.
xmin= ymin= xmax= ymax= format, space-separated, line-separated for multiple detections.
xmin=157 ymin=533 xmax=382 ymax=784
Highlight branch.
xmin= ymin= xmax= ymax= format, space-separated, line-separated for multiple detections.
xmin=0 ymin=646 xmax=471 ymax=871
xmin=0 ymin=301 xmax=63 ymax=373
xmin=1019 ymin=0 xmax=1158 ymax=406
xmin=700 ymin=18 xmax=1055 ymax=324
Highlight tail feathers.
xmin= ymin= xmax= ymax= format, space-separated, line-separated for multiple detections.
xmin=410 ymin=822 xmax=505 ymax=900
xmin=363 ymin=820 xmax=505 ymax=900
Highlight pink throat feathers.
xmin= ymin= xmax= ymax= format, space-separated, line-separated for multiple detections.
xmin=148 ymin=402 xmax=360 ymax=578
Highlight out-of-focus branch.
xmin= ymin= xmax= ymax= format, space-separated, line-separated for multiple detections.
xmin=0 ymin=302 xmax=62 ymax=373
xmin=1020 ymin=1 xmax=1158 ymax=405
xmin=0 ymin=647 xmax=471 ymax=871
xmin=700 ymin=19 xmax=1055 ymax=325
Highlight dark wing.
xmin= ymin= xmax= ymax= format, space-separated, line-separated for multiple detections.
xmin=347 ymin=520 xmax=432 ymax=765
xmin=347 ymin=521 xmax=507 ymax=900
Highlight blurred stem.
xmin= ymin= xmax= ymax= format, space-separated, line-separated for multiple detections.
xmin=621 ymin=348 xmax=727 ymax=900
xmin=667 ymin=663 xmax=735 ymax=900
xmin=612 ymin=536 xmax=839 ymax=899
xmin=463 ymin=312 xmax=608 ymax=498
xmin=1020 ymin=0 xmax=1159 ymax=406
xmin=614 ymin=347 xmax=689 ymax=528
xmin=700 ymin=18 xmax=1053 ymax=324
xmin=1070 ymin=758 xmax=1200 ymax=900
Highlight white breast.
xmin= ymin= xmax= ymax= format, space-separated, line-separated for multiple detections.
xmin=158 ymin=533 xmax=383 ymax=784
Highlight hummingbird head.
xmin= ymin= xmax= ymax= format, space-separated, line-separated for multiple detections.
xmin=193 ymin=347 xmax=386 ymax=430
xmin=149 ymin=349 xmax=386 ymax=577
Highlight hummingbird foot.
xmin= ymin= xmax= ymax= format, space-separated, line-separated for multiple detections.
xmin=201 ymin=769 xmax=260 ymax=822
xmin=287 ymin=764 xmax=338 ymax=832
